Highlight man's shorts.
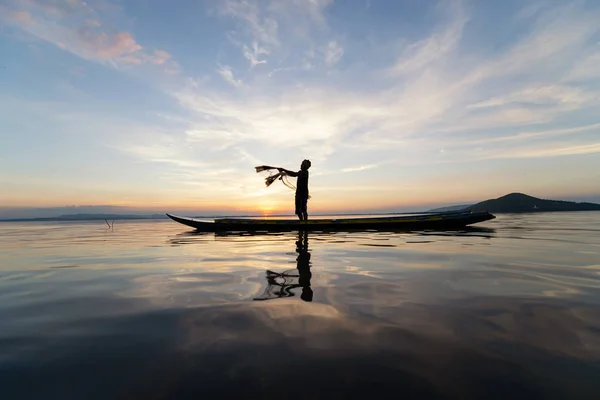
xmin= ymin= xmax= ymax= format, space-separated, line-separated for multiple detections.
xmin=295 ymin=194 xmax=308 ymax=214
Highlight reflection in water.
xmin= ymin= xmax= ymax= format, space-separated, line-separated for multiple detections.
xmin=254 ymin=231 xmax=313 ymax=302
xmin=2 ymin=214 xmax=600 ymax=398
xmin=168 ymin=225 xmax=497 ymax=245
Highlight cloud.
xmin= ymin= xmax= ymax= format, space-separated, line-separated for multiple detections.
xmin=466 ymin=123 xmax=600 ymax=146
xmin=162 ymin=0 xmax=600 ymax=194
xmin=565 ymin=48 xmax=600 ymax=82
xmin=85 ymin=19 xmax=101 ymax=27
xmin=243 ymin=41 xmax=269 ymax=67
xmin=324 ymin=40 xmax=343 ymax=67
xmin=119 ymin=49 xmax=176 ymax=67
xmin=268 ymin=67 xmax=296 ymax=77
xmin=481 ymin=142 xmax=600 ymax=161
xmin=390 ymin=1 xmax=468 ymax=76
xmin=7 ymin=10 xmax=36 ymax=25
xmin=220 ymin=0 xmax=335 ymax=67
xmin=173 ymin=83 xmax=383 ymax=152
xmin=468 ymin=85 xmax=598 ymax=110
xmin=269 ymin=0 xmax=334 ymax=26
xmin=220 ymin=0 xmax=279 ymax=48
xmin=217 ymin=64 xmax=243 ymax=87
xmin=463 ymin=3 xmax=600 ymax=86
xmin=378 ymin=2 xmax=600 ymax=152
xmin=341 ymin=164 xmax=379 ymax=173
xmin=77 ymin=28 xmax=141 ymax=60
xmin=8 ymin=0 xmax=600 ymax=171
xmin=15 ymin=0 xmax=84 ymax=19
xmin=150 ymin=49 xmax=172 ymax=65
xmin=2 ymin=0 xmax=178 ymax=71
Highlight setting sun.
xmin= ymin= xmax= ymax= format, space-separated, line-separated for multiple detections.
xmin=255 ymin=199 xmax=282 ymax=216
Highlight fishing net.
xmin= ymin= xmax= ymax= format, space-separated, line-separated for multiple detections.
xmin=253 ymin=269 xmax=300 ymax=301
xmin=255 ymin=165 xmax=297 ymax=191
xmin=254 ymin=165 xmax=275 ymax=173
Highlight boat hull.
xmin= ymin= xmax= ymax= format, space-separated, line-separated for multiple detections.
xmin=166 ymin=211 xmax=496 ymax=232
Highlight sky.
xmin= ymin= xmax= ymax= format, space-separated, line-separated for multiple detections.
xmin=1 ymin=0 xmax=600 ymax=218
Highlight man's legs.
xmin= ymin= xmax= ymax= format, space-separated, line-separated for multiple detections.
xmin=295 ymin=195 xmax=308 ymax=221
xmin=301 ymin=196 xmax=308 ymax=221
xmin=295 ymin=195 xmax=302 ymax=220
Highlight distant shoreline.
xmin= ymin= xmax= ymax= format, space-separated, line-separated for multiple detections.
xmin=3 ymin=193 xmax=599 ymax=222
xmin=0 ymin=211 xmax=419 ymax=223
xmin=2 ymin=208 xmax=600 ymax=223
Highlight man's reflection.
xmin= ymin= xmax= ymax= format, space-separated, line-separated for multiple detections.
xmin=296 ymin=230 xmax=312 ymax=301
xmin=254 ymin=230 xmax=313 ymax=302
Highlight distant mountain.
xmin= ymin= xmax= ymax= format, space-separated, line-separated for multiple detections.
xmin=428 ymin=204 xmax=472 ymax=212
xmin=467 ymin=193 xmax=600 ymax=213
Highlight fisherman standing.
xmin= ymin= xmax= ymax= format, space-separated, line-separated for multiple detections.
xmin=278 ymin=159 xmax=311 ymax=221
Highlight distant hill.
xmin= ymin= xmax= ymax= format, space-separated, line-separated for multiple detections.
xmin=467 ymin=193 xmax=600 ymax=213
xmin=428 ymin=204 xmax=472 ymax=212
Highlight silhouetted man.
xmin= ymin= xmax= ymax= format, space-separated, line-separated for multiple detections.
xmin=278 ymin=159 xmax=311 ymax=221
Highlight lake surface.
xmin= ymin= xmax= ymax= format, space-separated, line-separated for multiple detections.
xmin=1 ymin=212 xmax=600 ymax=399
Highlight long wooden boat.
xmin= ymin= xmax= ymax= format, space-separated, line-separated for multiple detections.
xmin=166 ymin=211 xmax=495 ymax=232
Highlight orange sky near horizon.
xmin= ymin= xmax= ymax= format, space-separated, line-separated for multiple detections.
xmin=3 ymin=173 xmax=600 ymax=216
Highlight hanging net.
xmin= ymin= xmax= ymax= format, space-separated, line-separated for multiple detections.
xmin=255 ymin=165 xmax=297 ymax=191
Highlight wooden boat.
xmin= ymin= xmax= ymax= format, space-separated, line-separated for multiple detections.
xmin=166 ymin=211 xmax=495 ymax=232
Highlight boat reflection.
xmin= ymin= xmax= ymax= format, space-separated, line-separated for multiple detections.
xmin=167 ymin=226 xmax=496 ymax=246
xmin=254 ymin=230 xmax=313 ymax=302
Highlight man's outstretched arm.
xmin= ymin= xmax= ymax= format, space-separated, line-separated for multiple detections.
xmin=278 ymin=168 xmax=299 ymax=177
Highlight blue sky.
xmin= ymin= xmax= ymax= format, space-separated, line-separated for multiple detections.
xmin=1 ymin=0 xmax=599 ymax=217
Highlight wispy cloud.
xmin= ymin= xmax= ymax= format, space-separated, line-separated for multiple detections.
xmin=324 ymin=40 xmax=343 ymax=67
xmin=217 ymin=64 xmax=243 ymax=87
xmin=7 ymin=10 xmax=36 ymax=25
xmin=8 ymin=0 xmax=600 ymax=169
xmin=468 ymin=85 xmax=598 ymax=110
xmin=341 ymin=164 xmax=379 ymax=173
xmin=466 ymin=123 xmax=600 ymax=145
xmin=77 ymin=28 xmax=141 ymax=60
xmin=1 ymin=0 xmax=178 ymax=71
xmin=220 ymin=0 xmax=279 ymax=62
xmin=243 ymin=41 xmax=269 ymax=67
xmin=483 ymin=142 xmax=600 ymax=160
xmin=390 ymin=1 xmax=468 ymax=76
xmin=219 ymin=0 xmax=334 ymax=68
xmin=160 ymin=0 xmax=600 ymax=194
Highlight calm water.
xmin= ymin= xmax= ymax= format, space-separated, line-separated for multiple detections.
xmin=1 ymin=213 xmax=600 ymax=399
